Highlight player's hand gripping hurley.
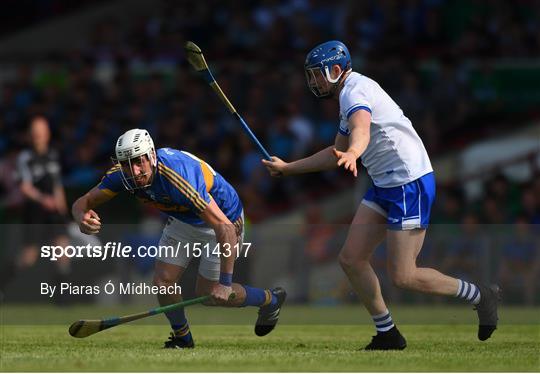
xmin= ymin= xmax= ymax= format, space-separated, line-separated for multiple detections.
xmin=184 ymin=41 xmax=271 ymax=160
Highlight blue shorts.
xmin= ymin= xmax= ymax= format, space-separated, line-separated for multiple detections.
xmin=361 ymin=172 xmax=436 ymax=230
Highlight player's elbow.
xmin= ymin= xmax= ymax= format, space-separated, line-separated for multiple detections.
xmin=213 ymin=221 xmax=236 ymax=240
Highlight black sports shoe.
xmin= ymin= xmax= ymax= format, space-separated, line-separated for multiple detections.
xmin=365 ymin=326 xmax=407 ymax=350
xmin=474 ymin=284 xmax=501 ymax=341
xmin=255 ymin=287 xmax=287 ymax=336
xmin=163 ymin=332 xmax=195 ymax=349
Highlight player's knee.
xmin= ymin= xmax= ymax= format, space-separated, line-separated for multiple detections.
xmin=194 ymin=280 xmax=214 ymax=304
xmin=390 ymin=272 xmax=413 ymax=289
xmin=338 ymin=251 xmax=368 ymax=273
xmin=338 ymin=252 xmax=353 ymax=271
xmin=153 ymin=272 xmax=176 ymax=288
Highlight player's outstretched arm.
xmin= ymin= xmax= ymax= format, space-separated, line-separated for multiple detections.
xmin=262 ymin=132 xmax=349 ymax=177
xmin=262 ymin=145 xmax=337 ymax=177
xmin=72 ymin=187 xmax=114 ymax=235
xmin=199 ymin=199 xmax=237 ymax=304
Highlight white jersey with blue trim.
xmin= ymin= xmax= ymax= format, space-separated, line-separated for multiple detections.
xmin=338 ymin=72 xmax=433 ymax=188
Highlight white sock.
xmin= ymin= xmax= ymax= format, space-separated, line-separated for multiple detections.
xmin=456 ymin=279 xmax=481 ymax=305
xmin=372 ymin=309 xmax=394 ymax=333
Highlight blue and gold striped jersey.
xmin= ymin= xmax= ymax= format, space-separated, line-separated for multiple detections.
xmin=98 ymin=148 xmax=243 ymax=226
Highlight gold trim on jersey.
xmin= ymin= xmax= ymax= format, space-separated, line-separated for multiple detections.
xmin=157 ymin=163 xmax=208 ymax=212
xmin=199 ymin=161 xmax=214 ymax=192
xmin=106 ymin=165 xmax=121 ymax=175
xmin=99 ymin=188 xmax=118 ymax=197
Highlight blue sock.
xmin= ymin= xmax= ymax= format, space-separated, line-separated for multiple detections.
xmin=165 ymin=308 xmax=192 ymax=341
xmin=241 ymin=285 xmax=277 ymax=307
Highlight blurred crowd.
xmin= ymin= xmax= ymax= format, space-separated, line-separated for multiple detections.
xmin=1 ymin=0 xmax=540 ymax=222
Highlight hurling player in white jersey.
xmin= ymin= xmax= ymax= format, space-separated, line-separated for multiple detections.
xmin=263 ymin=40 xmax=500 ymax=350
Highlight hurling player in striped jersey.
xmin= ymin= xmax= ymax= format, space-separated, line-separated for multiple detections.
xmin=72 ymin=129 xmax=286 ymax=349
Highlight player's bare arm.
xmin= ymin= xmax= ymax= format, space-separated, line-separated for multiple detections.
xmin=262 ymin=133 xmax=349 ymax=177
xmin=72 ymin=187 xmax=114 ymax=235
xmin=333 ymin=110 xmax=371 ymax=177
xmin=199 ymin=198 xmax=238 ymax=303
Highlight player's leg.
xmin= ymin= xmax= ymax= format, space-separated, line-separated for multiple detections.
xmin=386 ymin=228 xmax=500 ymax=340
xmin=386 ymin=229 xmax=459 ymax=295
xmin=154 ymin=225 xmax=195 ymax=348
xmin=195 ymin=217 xmax=287 ymax=336
xmin=195 ymin=274 xmax=245 ymax=306
xmin=338 ymin=203 xmax=387 ymax=315
xmin=385 ymin=172 xmax=500 ymax=341
xmin=153 ymin=260 xmax=193 ymax=348
xmin=338 ymin=202 xmax=406 ymax=350
xmin=195 ymin=273 xmax=287 ymax=336
xmin=197 ymin=254 xmax=287 ymax=335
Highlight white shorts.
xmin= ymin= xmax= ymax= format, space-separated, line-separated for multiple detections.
xmin=156 ymin=214 xmax=244 ymax=281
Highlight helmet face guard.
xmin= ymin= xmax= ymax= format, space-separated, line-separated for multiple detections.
xmin=112 ymin=151 xmax=156 ymax=192
xmin=304 ymin=40 xmax=352 ymax=98
xmin=305 ymin=65 xmax=333 ymax=98
xmin=305 ymin=64 xmax=348 ymax=98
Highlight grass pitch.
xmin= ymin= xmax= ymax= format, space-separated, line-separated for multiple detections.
xmin=1 ymin=305 xmax=539 ymax=372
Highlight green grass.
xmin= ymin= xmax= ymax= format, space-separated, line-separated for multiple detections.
xmin=1 ymin=306 xmax=539 ymax=372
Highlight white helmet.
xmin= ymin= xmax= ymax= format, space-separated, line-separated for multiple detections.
xmin=113 ymin=129 xmax=156 ymax=191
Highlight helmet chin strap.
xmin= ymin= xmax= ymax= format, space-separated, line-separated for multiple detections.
xmin=147 ymin=149 xmax=157 ymax=186
xmin=324 ymin=65 xmax=343 ymax=84
xmin=149 ymin=149 xmax=157 ymax=167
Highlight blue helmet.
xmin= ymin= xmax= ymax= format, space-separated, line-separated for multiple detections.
xmin=304 ymin=40 xmax=352 ymax=97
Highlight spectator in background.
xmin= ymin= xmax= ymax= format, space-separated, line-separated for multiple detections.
xmin=481 ymin=196 xmax=507 ymax=224
xmin=498 ymin=215 xmax=540 ymax=305
xmin=0 ymin=116 xmax=71 ymax=296
xmin=432 ymin=187 xmax=465 ymax=225
xmin=267 ymin=108 xmax=296 ymax=161
xmin=485 ymin=174 xmax=520 ymax=218
xmin=519 ymin=183 xmax=540 ymax=224
xmin=287 ymin=102 xmax=314 ymax=159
